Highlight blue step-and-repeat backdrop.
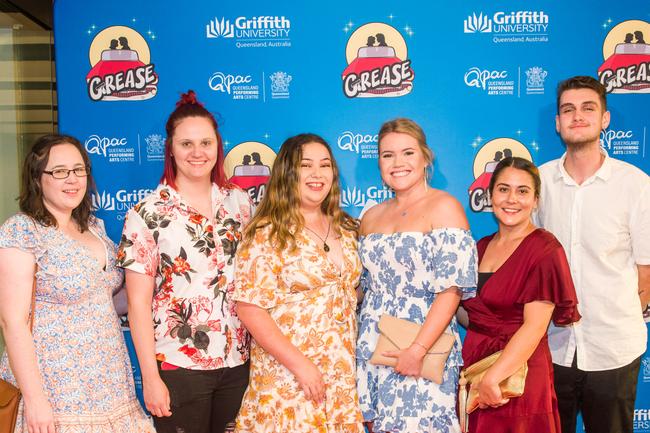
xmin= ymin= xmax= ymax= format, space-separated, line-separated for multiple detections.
xmin=53 ymin=1 xmax=649 ymax=430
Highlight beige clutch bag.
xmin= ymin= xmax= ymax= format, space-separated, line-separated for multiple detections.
xmin=369 ymin=314 xmax=455 ymax=384
xmin=458 ymin=350 xmax=528 ymax=433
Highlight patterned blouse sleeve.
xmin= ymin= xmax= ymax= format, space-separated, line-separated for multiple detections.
xmin=232 ymin=228 xmax=281 ymax=309
xmin=117 ymin=207 xmax=159 ymax=277
xmin=430 ymin=228 xmax=478 ymax=300
xmin=515 ymin=241 xmax=581 ymax=326
xmin=0 ymin=214 xmax=43 ymax=257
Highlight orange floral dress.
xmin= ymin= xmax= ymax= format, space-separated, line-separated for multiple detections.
xmin=232 ymin=225 xmax=364 ymax=433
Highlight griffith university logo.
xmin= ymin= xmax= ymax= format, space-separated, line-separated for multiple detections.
xmin=224 ymin=141 xmax=277 ymax=205
xmin=340 ymin=185 xmax=394 ymax=218
xmin=342 ymin=22 xmax=414 ymax=98
xmin=463 ymin=10 xmax=549 ymax=43
xmin=468 ymin=138 xmax=532 ymax=213
xmin=86 ymin=26 xmax=158 ymax=101
xmin=206 ymin=16 xmax=291 ymax=48
xmin=598 ymin=20 xmax=650 ymax=94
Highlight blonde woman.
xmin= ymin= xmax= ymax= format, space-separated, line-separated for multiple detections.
xmin=356 ymin=119 xmax=478 ymax=433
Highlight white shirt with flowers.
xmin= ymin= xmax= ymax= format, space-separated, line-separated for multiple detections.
xmin=118 ymin=183 xmax=253 ymax=370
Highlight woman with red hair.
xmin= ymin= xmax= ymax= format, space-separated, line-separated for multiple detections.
xmin=118 ymin=90 xmax=253 ymax=433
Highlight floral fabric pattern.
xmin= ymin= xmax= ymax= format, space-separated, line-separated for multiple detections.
xmin=356 ymin=228 xmax=478 ymax=433
xmin=118 ymin=184 xmax=253 ymax=370
xmin=232 ymin=225 xmax=364 ymax=433
xmin=0 ymin=213 xmax=153 ymax=433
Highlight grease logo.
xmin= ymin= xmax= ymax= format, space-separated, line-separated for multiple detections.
xmin=598 ymin=20 xmax=650 ymax=94
xmin=469 ymin=138 xmax=532 ymax=212
xmin=92 ymin=188 xmax=153 ymax=219
xmin=224 ymin=142 xmax=276 ymax=204
xmin=86 ymin=26 xmax=158 ymax=101
xmin=337 ymin=131 xmax=378 ymax=159
xmin=600 ymin=128 xmax=643 ymax=156
xmin=206 ymin=16 xmax=291 ymax=48
xmin=342 ymin=23 xmax=414 ymax=98
xmin=340 ymin=185 xmax=394 ymax=218
xmin=208 ymin=71 xmax=260 ymax=100
xmin=463 ymin=10 xmax=549 ymax=44
xmin=464 ymin=67 xmax=514 ymax=95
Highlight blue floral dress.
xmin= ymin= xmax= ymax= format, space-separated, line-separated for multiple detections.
xmin=356 ymin=228 xmax=477 ymax=433
xmin=0 ymin=214 xmax=154 ymax=433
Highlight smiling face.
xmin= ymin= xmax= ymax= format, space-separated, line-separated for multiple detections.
xmin=40 ymin=143 xmax=88 ymax=217
xmin=556 ymin=88 xmax=610 ymax=149
xmin=490 ymin=166 xmax=538 ymax=230
xmin=299 ymin=141 xmax=334 ymax=211
xmin=378 ymin=132 xmax=428 ymax=193
xmin=171 ymin=116 xmax=219 ymax=185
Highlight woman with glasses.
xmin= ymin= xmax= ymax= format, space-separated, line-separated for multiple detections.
xmin=0 ymin=134 xmax=154 ymax=433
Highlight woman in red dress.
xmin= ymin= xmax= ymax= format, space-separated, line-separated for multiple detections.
xmin=460 ymin=157 xmax=581 ymax=433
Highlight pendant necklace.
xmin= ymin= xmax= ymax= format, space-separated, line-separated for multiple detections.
xmin=304 ymin=219 xmax=332 ymax=252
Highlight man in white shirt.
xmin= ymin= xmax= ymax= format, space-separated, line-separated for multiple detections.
xmin=535 ymin=75 xmax=650 ymax=433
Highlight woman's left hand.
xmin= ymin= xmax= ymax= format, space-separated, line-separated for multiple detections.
xmin=476 ymin=376 xmax=509 ymax=409
xmin=383 ymin=344 xmax=426 ymax=377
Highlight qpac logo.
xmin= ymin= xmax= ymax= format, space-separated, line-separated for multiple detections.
xmin=224 ymin=141 xmax=276 ymax=204
xmin=269 ymin=71 xmax=292 ymax=99
xmin=84 ymin=134 xmax=135 ymax=163
xmin=337 ymin=131 xmax=379 ymax=159
xmin=600 ymin=129 xmax=641 ymax=156
xmin=340 ymin=185 xmax=394 ymax=217
xmin=463 ymin=10 xmax=549 ymax=43
xmin=208 ymin=71 xmax=260 ymax=100
xmin=86 ymin=26 xmax=158 ymax=101
xmin=92 ymin=188 xmax=153 ymax=218
xmin=642 ymin=357 xmax=650 ymax=382
xmin=598 ymin=20 xmax=650 ymax=94
xmin=468 ymin=138 xmax=532 ymax=212
xmin=342 ymin=22 xmax=414 ymax=98
xmin=525 ymin=66 xmax=548 ymax=94
xmin=464 ymin=67 xmax=514 ymax=95
xmin=206 ymin=15 xmax=291 ymax=48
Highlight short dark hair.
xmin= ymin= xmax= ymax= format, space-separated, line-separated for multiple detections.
xmin=556 ymin=76 xmax=607 ymax=113
xmin=19 ymin=134 xmax=96 ymax=231
xmin=488 ymin=156 xmax=541 ymax=199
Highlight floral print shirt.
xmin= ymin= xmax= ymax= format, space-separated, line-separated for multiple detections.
xmin=232 ymin=224 xmax=364 ymax=433
xmin=117 ymin=183 xmax=253 ymax=370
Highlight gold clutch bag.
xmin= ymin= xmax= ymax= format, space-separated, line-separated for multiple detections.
xmin=369 ymin=314 xmax=455 ymax=384
xmin=458 ymin=350 xmax=528 ymax=433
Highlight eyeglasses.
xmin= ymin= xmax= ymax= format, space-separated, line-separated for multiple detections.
xmin=42 ymin=166 xmax=91 ymax=179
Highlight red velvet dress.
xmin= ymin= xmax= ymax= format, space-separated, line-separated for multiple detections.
xmin=461 ymin=229 xmax=581 ymax=433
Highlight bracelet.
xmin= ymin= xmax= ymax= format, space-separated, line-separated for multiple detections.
xmin=411 ymin=341 xmax=428 ymax=352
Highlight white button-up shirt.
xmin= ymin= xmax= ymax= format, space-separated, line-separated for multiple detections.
xmin=535 ymin=151 xmax=650 ymax=371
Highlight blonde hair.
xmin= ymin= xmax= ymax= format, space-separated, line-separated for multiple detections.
xmin=378 ymin=118 xmax=434 ymax=167
xmin=242 ymin=133 xmax=358 ymax=252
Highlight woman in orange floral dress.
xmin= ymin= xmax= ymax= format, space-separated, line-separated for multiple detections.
xmin=232 ymin=133 xmax=364 ymax=432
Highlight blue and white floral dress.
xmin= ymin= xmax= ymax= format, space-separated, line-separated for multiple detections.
xmin=356 ymin=228 xmax=477 ymax=433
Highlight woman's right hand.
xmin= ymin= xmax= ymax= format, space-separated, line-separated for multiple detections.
xmin=24 ymin=394 xmax=55 ymax=433
xmin=143 ymin=376 xmax=172 ymax=417
xmin=293 ymin=358 xmax=325 ymax=404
